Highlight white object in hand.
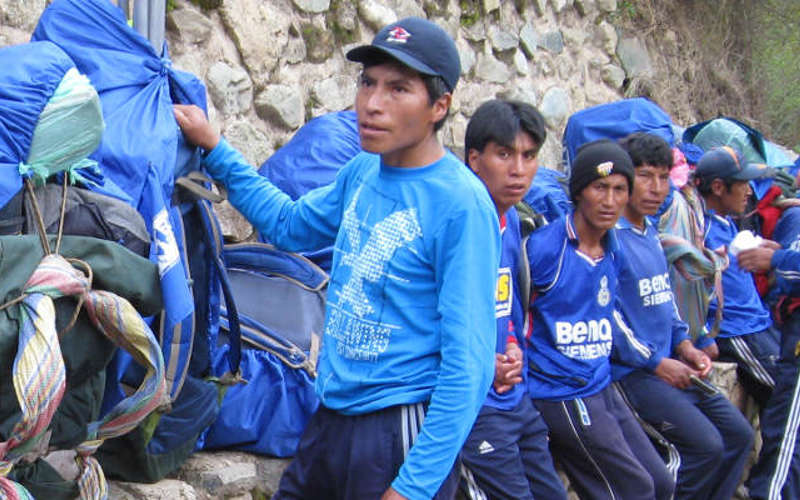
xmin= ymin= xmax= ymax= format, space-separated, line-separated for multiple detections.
xmin=729 ymin=230 xmax=763 ymax=256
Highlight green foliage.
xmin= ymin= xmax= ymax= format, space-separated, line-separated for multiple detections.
xmin=749 ymin=1 xmax=800 ymax=151
xmin=166 ymin=0 xmax=176 ymax=12
xmin=188 ymin=0 xmax=223 ymax=9
xmin=460 ymin=0 xmax=480 ymax=28
xmin=328 ymin=0 xmax=359 ymax=45
xmin=423 ymin=0 xmax=449 ymax=18
xmin=609 ymin=0 xmax=638 ymax=23
xmin=305 ymin=94 xmax=321 ymax=122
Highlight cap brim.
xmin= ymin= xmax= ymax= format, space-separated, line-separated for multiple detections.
xmin=731 ymin=162 xmax=770 ymax=181
xmin=346 ymin=45 xmax=439 ymax=79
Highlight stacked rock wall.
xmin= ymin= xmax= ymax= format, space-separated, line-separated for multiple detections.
xmin=2 ymin=0 xmax=679 ymax=239
xmin=160 ymin=0 xmax=630 ymax=171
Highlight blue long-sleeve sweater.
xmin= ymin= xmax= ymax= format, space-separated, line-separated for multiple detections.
xmin=203 ymin=138 xmax=500 ymax=500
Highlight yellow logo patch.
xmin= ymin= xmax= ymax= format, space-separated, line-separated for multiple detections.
xmin=596 ymin=161 xmax=614 ymax=177
xmin=496 ymin=267 xmax=513 ymax=318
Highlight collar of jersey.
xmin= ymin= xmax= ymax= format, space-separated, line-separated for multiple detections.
xmin=705 ymin=208 xmax=732 ymax=227
xmin=565 ymin=211 xmax=620 ymax=253
xmin=615 ymin=215 xmax=653 ymax=236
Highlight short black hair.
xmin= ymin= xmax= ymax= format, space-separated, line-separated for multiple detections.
xmin=422 ymin=74 xmax=449 ymax=132
xmin=362 ymin=56 xmax=451 ymax=132
xmin=464 ymin=99 xmax=547 ymax=166
xmin=694 ymin=175 xmax=736 ymax=196
xmin=617 ymin=132 xmax=673 ymax=169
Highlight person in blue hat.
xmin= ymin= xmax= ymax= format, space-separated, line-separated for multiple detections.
xmin=693 ymin=146 xmax=779 ymax=407
xmin=174 ymin=17 xmax=500 ymax=500
xmin=693 ymin=145 xmax=786 ymax=497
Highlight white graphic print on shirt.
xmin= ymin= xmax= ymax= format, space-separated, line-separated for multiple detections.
xmin=326 ymin=185 xmax=423 ymax=361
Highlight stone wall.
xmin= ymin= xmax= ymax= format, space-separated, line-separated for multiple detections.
xmin=1 ymin=0 xmax=670 ymax=239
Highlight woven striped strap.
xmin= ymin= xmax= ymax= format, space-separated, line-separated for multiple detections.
xmin=0 ymin=255 xmax=71 ymax=499
xmin=0 ymin=253 xmax=166 ymax=500
xmin=76 ymin=286 xmax=167 ymax=499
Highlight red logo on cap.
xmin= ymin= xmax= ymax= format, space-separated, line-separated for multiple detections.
xmin=386 ymin=26 xmax=411 ymax=44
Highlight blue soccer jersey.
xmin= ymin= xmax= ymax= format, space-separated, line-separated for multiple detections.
xmin=524 ymin=213 xmax=622 ymax=400
xmin=611 ymin=216 xmax=690 ymax=381
xmin=484 ymin=207 xmax=528 ymax=410
xmin=704 ymin=212 xmax=772 ymax=336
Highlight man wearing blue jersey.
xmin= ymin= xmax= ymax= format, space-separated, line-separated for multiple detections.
xmin=736 ymin=205 xmax=800 ymax=500
xmin=458 ymin=99 xmax=567 ymax=500
xmin=693 ymin=147 xmax=779 ymax=408
xmin=174 ymin=17 xmax=500 ymax=500
xmin=613 ymin=132 xmax=753 ymax=500
xmin=525 ymin=139 xmax=674 ymax=500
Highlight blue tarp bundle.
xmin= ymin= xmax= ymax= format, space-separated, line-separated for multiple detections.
xmin=562 ymin=97 xmax=674 ymax=173
xmin=259 ymin=110 xmax=361 ymax=199
xmin=0 ymin=41 xmax=77 ymax=208
xmin=33 ymin=0 xmax=206 ymax=403
xmin=523 ymin=167 xmax=571 ymax=222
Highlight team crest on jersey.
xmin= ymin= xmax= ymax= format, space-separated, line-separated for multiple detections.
xmin=596 ymin=161 xmax=614 ymax=177
xmin=496 ymin=267 xmax=513 ymax=318
xmin=597 ymin=275 xmax=610 ymax=306
xmin=386 ymin=26 xmax=411 ymax=43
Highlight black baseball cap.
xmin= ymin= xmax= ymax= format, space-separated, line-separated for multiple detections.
xmin=695 ymin=146 xmax=767 ymax=181
xmin=346 ymin=17 xmax=461 ymax=92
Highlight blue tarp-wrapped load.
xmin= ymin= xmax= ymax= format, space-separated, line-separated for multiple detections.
xmin=562 ymin=97 xmax=675 ymax=173
xmin=33 ymin=0 xmax=223 ymax=482
xmin=0 ymin=40 xmax=170 ymax=500
xmin=683 ymin=117 xmax=768 ymax=166
xmin=0 ymin=42 xmax=103 ymax=207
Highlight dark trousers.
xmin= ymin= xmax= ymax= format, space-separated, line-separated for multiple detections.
xmin=748 ymin=314 xmax=800 ymax=500
xmin=273 ymin=403 xmax=460 ymax=500
xmin=618 ymin=370 xmax=754 ymax=500
xmin=717 ymin=327 xmax=780 ymax=408
xmin=459 ymin=396 xmax=567 ymax=500
xmin=534 ymin=385 xmax=675 ymax=500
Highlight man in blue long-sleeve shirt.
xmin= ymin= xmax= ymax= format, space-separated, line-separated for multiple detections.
xmin=612 ymin=133 xmax=753 ymax=500
xmin=174 ymin=17 xmax=499 ymax=500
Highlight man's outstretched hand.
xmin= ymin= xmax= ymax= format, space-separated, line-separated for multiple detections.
xmin=173 ymin=104 xmax=220 ymax=151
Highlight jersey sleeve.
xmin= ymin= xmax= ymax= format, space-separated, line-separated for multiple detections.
xmin=525 ymin=230 xmax=561 ymax=290
xmin=611 ymin=307 xmax=662 ymax=372
xmin=669 ymin=299 xmax=691 ymax=353
xmin=203 ymin=137 xmax=344 ymax=252
xmin=391 ymin=193 xmax=500 ymax=500
xmin=772 ymin=248 xmax=800 ymax=297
